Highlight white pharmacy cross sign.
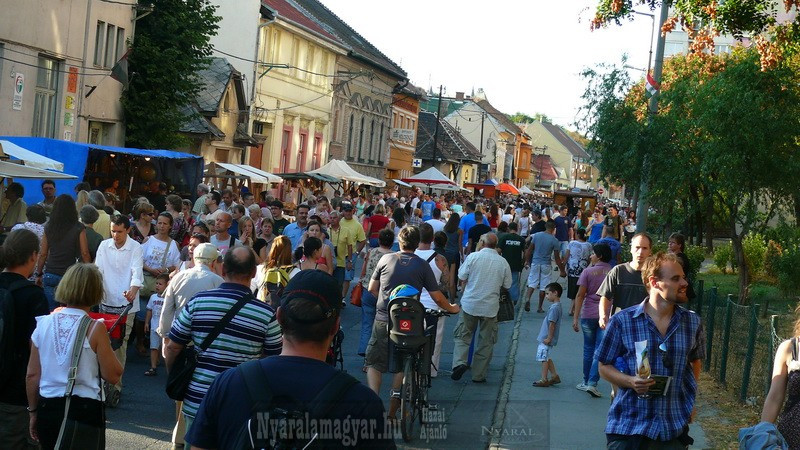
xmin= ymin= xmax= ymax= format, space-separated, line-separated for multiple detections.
xmin=412 ymin=158 xmax=422 ymax=168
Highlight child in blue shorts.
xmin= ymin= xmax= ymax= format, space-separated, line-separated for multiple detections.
xmin=533 ymin=282 xmax=563 ymax=387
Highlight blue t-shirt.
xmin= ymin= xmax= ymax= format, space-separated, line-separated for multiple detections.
xmin=554 ymin=216 xmax=571 ymax=242
xmin=537 ymin=302 xmax=563 ymax=346
xmin=458 ymin=212 xmax=490 ymax=246
xmin=420 ymin=201 xmax=436 ymax=221
xmin=530 ymin=231 xmax=560 ymax=266
xmin=227 ymin=220 xmax=239 ymax=239
xmin=282 ymin=222 xmax=306 ymax=250
xmin=596 ymin=237 xmax=621 ymax=266
xmin=187 ymin=356 xmax=395 ymax=449
xmin=588 ymin=222 xmax=604 ymax=243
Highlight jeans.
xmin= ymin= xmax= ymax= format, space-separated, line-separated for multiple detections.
xmin=369 ymin=237 xmax=379 ymax=248
xmin=510 ymin=271 xmax=521 ymax=303
xmin=359 ymin=288 xmax=377 ymax=356
xmin=42 ymin=272 xmax=63 ymax=311
xmin=581 ymin=318 xmax=604 ymax=385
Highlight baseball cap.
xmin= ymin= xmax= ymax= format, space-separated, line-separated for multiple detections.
xmin=280 ymin=270 xmax=342 ymax=324
xmin=193 ymin=243 xmax=219 ymax=262
xmin=340 ymin=202 xmax=354 ymax=211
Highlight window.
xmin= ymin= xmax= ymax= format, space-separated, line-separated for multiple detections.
xmin=94 ymin=21 xmax=105 ymax=66
xmin=280 ymin=128 xmax=292 ymax=173
xmin=297 ymin=132 xmax=307 ymax=172
xmin=347 ymin=114 xmax=355 ymax=159
xmin=116 ymin=27 xmax=125 ymax=60
xmin=32 ymin=56 xmax=60 ymax=138
xmin=312 ymin=135 xmax=322 ymax=169
xmin=306 ymin=45 xmax=315 ymax=83
xmin=104 ymin=25 xmax=116 ymax=68
xmin=368 ymin=120 xmax=375 ymax=162
xmin=378 ymin=123 xmax=385 ymax=163
xmin=357 ymin=117 xmax=365 ymax=161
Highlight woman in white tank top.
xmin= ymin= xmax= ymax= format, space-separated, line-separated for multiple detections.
xmin=27 ymin=264 xmax=123 ymax=449
xmin=414 ymin=224 xmax=450 ymax=378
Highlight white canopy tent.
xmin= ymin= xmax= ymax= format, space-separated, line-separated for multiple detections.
xmin=0 ymin=140 xmax=67 ymax=171
xmin=0 ymin=160 xmax=76 ymax=179
xmin=519 ymin=185 xmax=535 ymax=195
xmin=401 ymin=167 xmax=455 ymax=187
xmin=308 ymin=159 xmax=385 ymax=187
xmin=212 ymin=162 xmax=283 ymax=184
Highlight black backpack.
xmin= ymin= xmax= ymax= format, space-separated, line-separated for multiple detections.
xmin=0 ymin=280 xmax=33 ymax=384
xmin=233 ymin=360 xmax=359 ymax=449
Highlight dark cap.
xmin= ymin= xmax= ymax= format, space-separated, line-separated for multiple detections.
xmin=340 ymin=202 xmax=354 ymax=211
xmin=280 ymin=270 xmax=342 ymax=324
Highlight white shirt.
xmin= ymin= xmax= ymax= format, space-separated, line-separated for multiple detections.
xmin=425 ymin=219 xmax=445 ymax=233
xmin=410 ymin=197 xmax=420 ymax=210
xmin=141 ymin=237 xmax=181 ymax=271
xmin=415 ymin=249 xmax=442 ymax=311
xmin=157 ymin=263 xmax=223 ymax=336
xmin=31 ymin=308 xmax=102 ymax=400
xmin=458 ymin=248 xmax=512 ymax=317
xmin=95 ymin=236 xmax=144 ymax=313
xmin=210 ymin=234 xmax=242 ymax=257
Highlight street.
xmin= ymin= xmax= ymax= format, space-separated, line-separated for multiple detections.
xmin=104 ymin=266 xmax=707 ymax=449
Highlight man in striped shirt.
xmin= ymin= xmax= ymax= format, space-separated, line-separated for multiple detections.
xmin=165 ymin=246 xmax=282 ymax=434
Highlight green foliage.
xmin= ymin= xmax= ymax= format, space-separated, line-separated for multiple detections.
xmin=685 ymin=245 xmax=706 ymax=280
xmin=508 ymin=112 xmax=550 ymax=124
xmin=764 ymin=240 xmax=783 ymax=281
xmin=775 ymin=246 xmax=800 ymax=296
xmin=763 ymin=225 xmax=800 ymax=252
xmin=742 ymin=233 xmax=767 ymax=278
xmin=122 ymin=0 xmax=220 ymax=149
xmin=714 ymin=243 xmax=733 ymax=274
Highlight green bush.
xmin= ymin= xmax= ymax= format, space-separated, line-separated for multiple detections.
xmin=743 ymin=233 xmax=767 ymax=277
xmin=714 ymin=243 xmax=733 ymax=274
xmin=762 ymin=225 xmax=800 ymax=251
xmin=685 ymin=245 xmax=706 ymax=279
xmin=776 ymin=247 xmax=800 ymax=296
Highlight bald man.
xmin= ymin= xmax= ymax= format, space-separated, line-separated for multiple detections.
xmin=451 ymin=232 xmax=513 ymax=383
xmin=210 ymin=212 xmax=241 ymax=256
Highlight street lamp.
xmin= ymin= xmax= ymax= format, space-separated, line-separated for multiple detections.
xmin=632 ymin=9 xmax=656 ymax=76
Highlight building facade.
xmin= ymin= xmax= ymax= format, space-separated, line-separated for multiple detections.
xmin=522 ymin=120 xmax=596 ymax=191
xmin=386 ymin=84 xmax=426 ymax=180
xmin=0 ymin=0 xmax=136 ymax=146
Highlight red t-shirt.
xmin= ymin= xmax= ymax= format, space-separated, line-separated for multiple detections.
xmin=367 ymin=215 xmax=390 ymax=238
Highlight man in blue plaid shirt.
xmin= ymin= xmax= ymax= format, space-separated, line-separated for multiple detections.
xmin=596 ymin=252 xmax=704 ymax=449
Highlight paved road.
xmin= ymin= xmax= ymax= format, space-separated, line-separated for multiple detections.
xmin=106 ymin=264 xmax=707 ymax=449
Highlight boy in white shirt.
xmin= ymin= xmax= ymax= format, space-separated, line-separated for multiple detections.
xmin=144 ymin=273 xmax=169 ymax=376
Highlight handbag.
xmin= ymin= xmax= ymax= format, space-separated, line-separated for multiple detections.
xmin=350 ymin=283 xmax=363 ymax=307
xmin=166 ymin=294 xmax=251 ymax=400
xmin=55 ymin=315 xmax=105 ymax=449
xmin=496 ymin=288 xmax=515 ymax=323
xmin=141 ymin=238 xmax=172 ymax=299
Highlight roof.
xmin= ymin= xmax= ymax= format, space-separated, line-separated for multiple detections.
xmin=415 ymin=111 xmax=482 ymax=163
xmin=475 ymin=99 xmax=522 ymax=135
xmin=195 ymin=57 xmax=237 ymax=114
xmin=531 ymin=154 xmax=558 ymax=181
xmin=288 ymin=0 xmax=406 ymax=79
xmin=179 ymin=104 xmax=225 ymax=137
xmin=540 ymin=121 xmax=591 ymax=159
xmin=263 ymin=0 xmax=340 ymax=44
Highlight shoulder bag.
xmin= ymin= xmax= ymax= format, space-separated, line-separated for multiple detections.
xmin=55 ymin=315 xmax=105 ymax=449
xmin=496 ymin=287 xmax=515 ymax=323
xmin=165 ymin=293 xmax=251 ymax=400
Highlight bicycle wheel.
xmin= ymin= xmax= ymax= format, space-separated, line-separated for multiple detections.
xmin=400 ymin=356 xmax=418 ymax=442
xmin=417 ymin=372 xmax=429 ymax=424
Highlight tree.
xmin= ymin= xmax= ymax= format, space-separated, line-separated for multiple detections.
xmin=578 ymin=48 xmax=800 ymax=303
xmin=591 ymin=0 xmax=800 ymax=70
xmin=122 ymin=0 xmax=220 ymax=149
xmin=508 ymin=112 xmax=551 ymax=123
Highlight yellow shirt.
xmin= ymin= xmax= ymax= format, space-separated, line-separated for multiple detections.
xmin=330 ymin=218 xmax=366 ymax=268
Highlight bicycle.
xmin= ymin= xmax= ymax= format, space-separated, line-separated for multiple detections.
xmin=387 ymin=285 xmax=451 ymax=442
xmin=325 ymin=326 xmax=345 ymax=370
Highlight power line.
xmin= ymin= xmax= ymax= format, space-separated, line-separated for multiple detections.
xmin=254 ymin=72 xmax=360 ymax=113
xmin=211 ymin=46 xmax=364 ymax=79
xmin=0 ymin=55 xmax=111 ymax=77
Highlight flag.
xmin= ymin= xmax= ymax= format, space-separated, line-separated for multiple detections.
xmin=645 ymin=72 xmax=660 ymax=99
xmin=110 ymin=49 xmax=131 ymax=90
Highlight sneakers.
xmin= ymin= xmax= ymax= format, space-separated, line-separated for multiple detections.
xmin=451 ymin=364 xmax=468 ymax=381
xmin=586 ymin=385 xmax=602 ymax=398
xmin=575 ymin=382 xmax=589 ymax=392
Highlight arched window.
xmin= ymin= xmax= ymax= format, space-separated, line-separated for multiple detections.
xmin=347 ymin=114 xmax=354 ymax=159
xmin=378 ymin=122 xmax=385 ymax=164
xmin=368 ymin=119 xmax=375 ymax=162
xmin=357 ymin=116 xmax=365 ymax=161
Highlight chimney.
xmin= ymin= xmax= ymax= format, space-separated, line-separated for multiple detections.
xmin=455 ymin=92 xmax=464 ymax=101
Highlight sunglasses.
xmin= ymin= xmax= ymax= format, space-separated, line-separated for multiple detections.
xmin=658 ymin=342 xmax=673 ymax=369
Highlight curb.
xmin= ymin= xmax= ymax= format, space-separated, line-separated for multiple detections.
xmin=487 ymin=298 xmax=527 ymax=449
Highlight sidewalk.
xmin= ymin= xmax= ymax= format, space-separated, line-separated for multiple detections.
xmin=491 ymin=272 xmax=708 ymax=449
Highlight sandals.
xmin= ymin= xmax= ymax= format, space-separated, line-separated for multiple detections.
xmin=144 ymin=368 xmax=157 ymax=376
xmin=532 ymin=379 xmax=551 ymax=387
xmin=524 ymin=301 xmax=531 ymax=312
xmin=550 ymin=375 xmax=561 ymax=385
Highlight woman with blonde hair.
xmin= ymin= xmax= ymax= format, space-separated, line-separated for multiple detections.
xmin=238 ymin=216 xmax=256 ymax=248
xmin=75 ymin=190 xmax=90 ymax=212
xmin=26 ymin=263 xmax=123 ymax=449
xmin=761 ymin=306 xmax=800 ymax=448
xmin=252 ymin=236 xmax=298 ymax=304
xmin=130 ymin=202 xmax=155 ymax=244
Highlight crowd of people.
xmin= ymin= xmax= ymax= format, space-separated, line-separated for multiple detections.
xmin=0 ymin=178 xmax=798 ymax=449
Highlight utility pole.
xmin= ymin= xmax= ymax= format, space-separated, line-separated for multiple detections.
xmin=635 ymin=2 xmax=669 ymax=233
xmin=479 ymin=111 xmax=485 ymax=182
xmin=432 ymin=85 xmax=443 ymax=169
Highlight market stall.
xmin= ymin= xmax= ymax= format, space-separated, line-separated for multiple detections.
xmin=308 ymin=160 xmax=385 ymax=188
xmin=274 ymin=171 xmax=341 ymax=205
xmin=204 ymin=161 xmax=283 ymax=195
xmin=0 ymin=137 xmax=203 ymax=212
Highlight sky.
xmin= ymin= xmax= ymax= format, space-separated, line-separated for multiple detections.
xmin=320 ymin=0 xmax=657 ymax=130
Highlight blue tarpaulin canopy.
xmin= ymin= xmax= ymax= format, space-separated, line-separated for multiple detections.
xmin=0 ymin=137 xmax=204 ymax=207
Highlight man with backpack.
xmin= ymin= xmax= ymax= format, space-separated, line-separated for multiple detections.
xmin=0 ymin=229 xmax=48 ymax=448
xmin=165 ymin=246 xmax=282 ymax=439
xmin=210 ymin=212 xmax=241 ymax=257
xmin=186 ymin=270 xmax=395 ymax=449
